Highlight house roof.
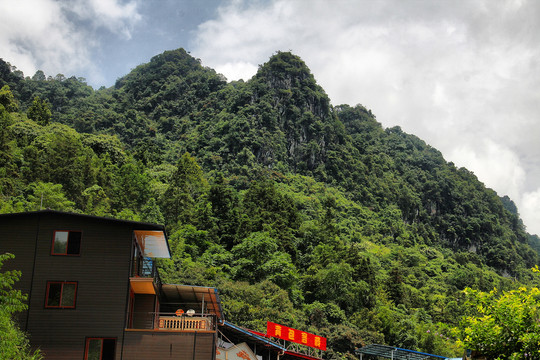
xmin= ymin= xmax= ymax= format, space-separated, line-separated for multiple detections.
xmin=282 ymin=350 xmax=323 ymax=360
xmin=133 ymin=230 xmax=170 ymax=258
xmin=220 ymin=321 xmax=287 ymax=352
xmin=0 ymin=210 xmax=165 ymax=229
xmin=355 ymin=344 xmax=448 ymax=360
xmin=0 ymin=210 xmax=171 ymax=258
xmin=160 ymin=284 xmax=224 ymax=320
xmin=219 ymin=323 xmax=323 ymax=360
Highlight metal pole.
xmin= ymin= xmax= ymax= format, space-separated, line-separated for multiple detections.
xmin=192 ymin=332 xmax=197 ymax=360
xmin=202 ymin=294 xmax=205 ymax=315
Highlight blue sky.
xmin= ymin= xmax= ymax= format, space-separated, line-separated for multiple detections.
xmin=86 ymin=0 xmax=223 ymax=87
xmin=2 ymin=0 xmax=540 ymax=235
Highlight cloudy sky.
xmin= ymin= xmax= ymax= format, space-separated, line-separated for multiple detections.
xmin=2 ymin=0 xmax=540 ymax=234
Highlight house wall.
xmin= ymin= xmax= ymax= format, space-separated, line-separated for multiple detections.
xmin=122 ymin=331 xmax=216 ymax=360
xmin=0 ymin=214 xmax=40 ymax=329
xmin=33 ymin=213 xmax=133 ymax=358
xmin=0 ymin=212 xmax=141 ymax=359
xmin=132 ymin=293 xmax=156 ymax=329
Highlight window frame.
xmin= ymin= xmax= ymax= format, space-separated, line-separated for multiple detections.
xmin=84 ymin=337 xmax=116 ymax=360
xmin=45 ymin=281 xmax=78 ymax=309
xmin=51 ymin=230 xmax=82 ymax=256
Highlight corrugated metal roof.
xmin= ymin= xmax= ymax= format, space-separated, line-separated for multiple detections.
xmin=221 ymin=321 xmax=287 ymax=351
xmin=220 ymin=323 xmax=324 ymax=359
xmin=160 ymin=284 xmax=224 ymax=320
xmin=282 ymin=349 xmax=323 ymax=360
xmin=356 ymin=344 xmax=448 ymax=360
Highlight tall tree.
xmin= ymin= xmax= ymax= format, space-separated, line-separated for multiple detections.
xmin=162 ymin=153 xmax=208 ymax=226
xmin=27 ymin=96 xmax=51 ymax=126
xmin=0 ymin=86 xmax=17 ymax=195
xmin=0 ymin=85 xmax=18 ymax=112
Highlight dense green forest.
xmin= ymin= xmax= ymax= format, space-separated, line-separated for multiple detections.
xmin=2 ymin=49 xmax=540 ymax=359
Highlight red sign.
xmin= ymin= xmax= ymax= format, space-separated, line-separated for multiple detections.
xmin=267 ymin=321 xmax=327 ymax=351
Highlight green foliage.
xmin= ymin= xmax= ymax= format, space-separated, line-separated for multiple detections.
xmin=162 ymin=152 xmax=208 ymax=226
xmin=239 ymin=180 xmax=300 ymax=254
xmin=140 ymin=197 xmax=165 ymax=224
xmin=0 ymin=95 xmax=18 ymax=195
xmin=218 ymin=280 xmax=302 ymax=331
xmin=0 ymin=85 xmax=18 ymax=112
xmin=82 ymin=184 xmax=111 ymax=216
xmin=25 ymin=181 xmax=75 ymax=211
xmin=207 ymin=173 xmax=240 ymax=248
xmin=1 ymin=49 xmax=539 ymax=359
xmin=0 ymin=253 xmax=42 ymax=359
xmin=112 ymin=161 xmax=151 ymax=212
xmin=27 ymin=97 xmax=51 ymax=125
xmin=454 ymin=287 xmax=540 ymax=359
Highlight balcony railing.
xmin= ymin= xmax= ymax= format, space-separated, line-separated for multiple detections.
xmin=131 ymin=257 xmax=162 ymax=290
xmin=156 ymin=313 xmax=216 ymax=331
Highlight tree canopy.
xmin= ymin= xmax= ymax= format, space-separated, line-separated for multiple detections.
xmin=454 ymin=286 xmax=540 ymax=359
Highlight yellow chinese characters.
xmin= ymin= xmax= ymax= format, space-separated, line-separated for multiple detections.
xmin=288 ymin=328 xmax=295 ymax=341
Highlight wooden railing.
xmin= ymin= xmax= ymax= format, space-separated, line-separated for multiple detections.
xmin=157 ymin=315 xmax=214 ymax=331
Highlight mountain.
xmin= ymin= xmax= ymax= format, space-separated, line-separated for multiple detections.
xmin=1 ymin=49 xmax=538 ymax=358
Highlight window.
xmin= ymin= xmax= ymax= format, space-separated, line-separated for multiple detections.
xmin=45 ymin=281 xmax=77 ymax=308
xmin=52 ymin=230 xmax=82 ymax=255
xmin=85 ymin=338 xmax=116 ymax=360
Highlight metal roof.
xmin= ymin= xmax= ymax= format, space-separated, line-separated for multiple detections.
xmin=0 ymin=209 xmax=166 ymax=229
xmin=160 ymin=284 xmax=224 ymax=320
xmin=220 ymin=321 xmax=287 ymax=352
xmin=355 ymin=344 xmax=447 ymax=360
xmin=219 ymin=323 xmax=323 ymax=360
xmin=134 ymin=230 xmax=170 ymax=258
xmin=282 ymin=349 xmax=323 ymax=360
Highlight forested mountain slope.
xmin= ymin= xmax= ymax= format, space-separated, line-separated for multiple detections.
xmin=1 ymin=49 xmax=539 ymax=359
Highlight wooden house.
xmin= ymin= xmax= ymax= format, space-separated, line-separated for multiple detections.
xmin=0 ymin=210 xmax=222 ymax=359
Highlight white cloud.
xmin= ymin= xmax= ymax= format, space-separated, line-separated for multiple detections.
xmin=212 ymin=61 xmax=258 ymax=82
xmin=0 ymin=0 xmax=83 ymax=74
xmin=448 ymin=140 xmax=526 ymax=201
xmin=0 ymin=0 xmax=141 ymax=81
xmin=69 ymin=0 xmax=141 ymax=39
xmin=522 ymin=189 xmax=540 ymax=236
xmin=193 ymin=0 xmax=540 ymax=234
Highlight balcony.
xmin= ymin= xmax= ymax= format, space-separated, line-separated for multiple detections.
xmin=157 ymin=313 xmax=216 ymax=331
xmin=127 ymin=284 xmax=222 ymax=333
xmin=127 ymin=312 xmax=217 ymax=332
xmin=130 ymin=257 xmax=162 ymax=294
